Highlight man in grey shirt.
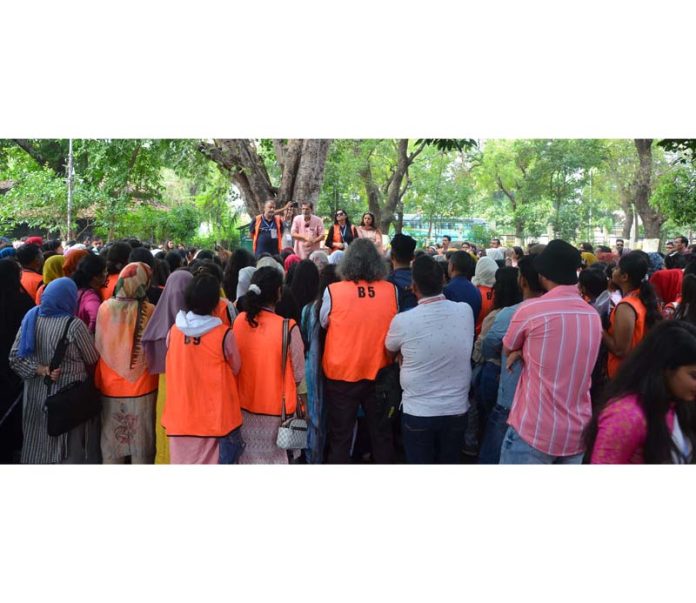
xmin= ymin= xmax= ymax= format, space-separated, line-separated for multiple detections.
xmin=385 ymin=254 xmax=475 ymax=463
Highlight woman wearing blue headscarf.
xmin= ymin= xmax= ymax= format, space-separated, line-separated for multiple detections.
xmin=9 ymin=277 xmax=99 ymax=463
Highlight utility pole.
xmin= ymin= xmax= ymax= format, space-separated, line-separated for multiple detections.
xmin=66 ymin=138 xmax=74 ymax=241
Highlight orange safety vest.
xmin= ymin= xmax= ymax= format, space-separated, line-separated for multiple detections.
xmin=163 ymin=324 xmax=242 ymax=436
xmin=21 ymin=270 xmax=43 ymax=301
xmin=95 ymin=359 xmax=159 ymax=398
xmin=329 ymin=223 xmax=357 ymax=250
xmin=322 ymin=280 xmax=398 ymax=382
xmin=607 ymin=291 xmax=647 ymax=379
xmin=101 ymin=273 xmax=119 ymax=301
xmin=212 ymin=298 xmax=234 ymax=326
xmin=35 ymin=283 xmax=46 ymax=305
xmin=252 ymin=214 xmax=283 ymax=254
xmin=475 ymin=285 xmax=494 ymax=337
xmin=232 ymin=310 xmax=297 ymax=416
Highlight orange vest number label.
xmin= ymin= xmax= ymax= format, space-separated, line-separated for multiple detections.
xmin=357 ymin=285 xmax=376 ymax=298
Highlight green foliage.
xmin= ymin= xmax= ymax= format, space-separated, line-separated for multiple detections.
xmin=658 ymin=139 xmax=696 ymax=164
xmin=403 ymin=146 xmax=476 ymax=239
xmin=415 ymin=139 xmax=478 ymax=153
xmin=0 ymin=139 xmax=211 ymax=240
xmin=652 ymin=164 xmax=696 ymax=228
xmin=2 ymin=137 xmax=685 ymax=248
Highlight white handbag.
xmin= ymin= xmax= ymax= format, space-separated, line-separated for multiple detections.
xmin=276 ymin=318 xmax=308 ymax=451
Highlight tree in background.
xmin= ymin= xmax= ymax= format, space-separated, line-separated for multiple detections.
xmin=199 ymin=139 xmax=332 ymax=219
xmin=473 ymin=139 xmax=546 ymax=243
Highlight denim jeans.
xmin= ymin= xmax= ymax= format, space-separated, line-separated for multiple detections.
xmin=478 ymin=404 xmax=510 ymax=465
xmin=499 ymin=426 xmax=584 ymax=465
xmin=218 ymin=427 xmax=245 ymax=464
xmin=401 ymin=412 xmax=468 ymax=464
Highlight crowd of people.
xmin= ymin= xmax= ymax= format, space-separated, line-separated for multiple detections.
xmin=2 ymin=217 xmax=696 ymax=465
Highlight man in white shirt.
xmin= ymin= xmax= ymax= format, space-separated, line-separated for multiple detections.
xmin=385 ymin=254 xmax=475 ymax=463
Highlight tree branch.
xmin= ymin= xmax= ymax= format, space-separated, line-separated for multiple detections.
xmin=407 ymin=139 xmax=428 ymax=164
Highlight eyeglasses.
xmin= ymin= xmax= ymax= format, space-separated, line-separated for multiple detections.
xmin=336 ymin=212 xmax=345 ymax=217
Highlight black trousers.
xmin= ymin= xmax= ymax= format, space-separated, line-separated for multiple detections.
xmin=325 ymin=378 xmax=394 ymax=464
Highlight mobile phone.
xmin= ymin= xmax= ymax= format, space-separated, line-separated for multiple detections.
xmin=290 ymin=201 xmax=298 ymax=208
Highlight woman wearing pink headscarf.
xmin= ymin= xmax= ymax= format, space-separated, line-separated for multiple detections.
xmin=284 ymin=253 xmax=301 ymax=273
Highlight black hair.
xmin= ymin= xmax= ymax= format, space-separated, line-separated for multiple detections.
xmin=222 ymin=248 xmax=256 ymax=301
xmin=442 ymin=235 xmax=452 ymax=242
xmin=165 ymin=251 xmax=183 ymax=273
xmin=666 ymin=253 xmax=687 ymax=270
xmin=516 ymin=254 xmax=544 ymax=294
xmin=512 ymin=246 xmax=524 ymax=259
xmin=490 ymin=238 xmax=501 ymax=245
xmin=106 ymin=242 xmax=132 ymax=275
xmin=578 ymin=267 xmax=608 ymax=299
xmin=333 ymin=208 xmax=353 ymax=227
xmin=290 ymin=259 xmax=319 ymax=312
xmin=677 ymin=236 xmax=689 ymax=246
xmin=0 ymin=258 xmax=31 ymax=306
xmin=360 ymin=212 xmax=377 ymax=227
xmin=16 ymin=243 xmax=42 ymax=267
xmin=313 ymin=264 xmax=340 ymax=323
xmin=153 ymin=250 xmax=165 ymax=260
xmin=685 ymin=260 xmax=696 ymax=278
xmin=189 ymin=259 xmax=223 ymax=285
xmin=412 ymin=254 xmax=443 ymax=297
xmin=280 ymin=248 xmax=295 ymax=262
xmin=493 ymin=267 xmax=522 ymax=309
xmin=42 ymin=239 xmax=62 ymax=253
xmin=126 ymin=238 xmax=142 ymax=249
xmin=617 ymin=251 xmax=662 ymax=329
xmin=285 ymin=262 xmax=298 ymax=287
xmin=184 ymin=273 xmax=220 ymax=316
xmin=585 ymin=320 xmax=696 ymax=463
xmin=128 ymin=247 xmax=155 ymax=268
xmin=449 ymin=250 xmax=476 ymax=280
xmin=245 ymin=266 xmax=283 ymax=327
xmin=276 ymin=285 xmax=301 ymax=323
xmin=196 ymin=249 xmax=215 ymax=261
xmin=301 ymin=201 xmax=314 ymax=210
xmin=580 ymin=242 xmax=594 ymax=253
xmin=151 ymin=259 xmax=171 ymax=288
xmin=597 ymin=245 xmax=612 ymax=254
xmin=674 ymin=275 xmax=696 ymax=325
xmin=71 ymin=253 xmax=106 ymax=289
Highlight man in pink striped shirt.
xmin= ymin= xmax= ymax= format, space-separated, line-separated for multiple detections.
xmin=500 ymin=239 xmax=602 ymax=464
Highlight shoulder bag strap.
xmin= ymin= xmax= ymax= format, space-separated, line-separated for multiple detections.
xmin=280 ymin=318 xmax=289 ymax=422
xmin=46 ymin=317 xmax=75 ymax=393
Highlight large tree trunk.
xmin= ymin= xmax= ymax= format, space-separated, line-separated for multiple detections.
xmin=620 ymin=188 xmax=634 ymax=240
xmin=357 ymin=139 xmax=425 ymax=235
xmin=200 ymin=139 xmax=331 ymax=219
xmin=632 ymin=139 xmax=665 ymax=239
xmin=497 ymin=176 xmax=524 ymax=244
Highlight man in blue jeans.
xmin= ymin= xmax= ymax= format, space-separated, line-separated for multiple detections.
xmin=478 ymin=254 xmax=544 ymax=463
xmin=385 ymin=255 xmax=475 ymax=463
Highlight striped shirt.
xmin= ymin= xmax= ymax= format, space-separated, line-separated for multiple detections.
xmin=9 ymin=316 xmax=99 ymax=463
xmin=503 ymin=285 xmax=602 ymax=456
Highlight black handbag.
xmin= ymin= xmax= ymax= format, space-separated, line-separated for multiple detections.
xmin=43 ymin=318 xmax=102 ymax=437
xmin=375 ymin=362 xmax=402 ymax=421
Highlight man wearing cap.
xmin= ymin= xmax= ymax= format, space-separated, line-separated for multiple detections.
xmin=499 ymin=239 xmax=602 ymax=464
xmin=387 ymin=233 xmax=417 ymax=312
